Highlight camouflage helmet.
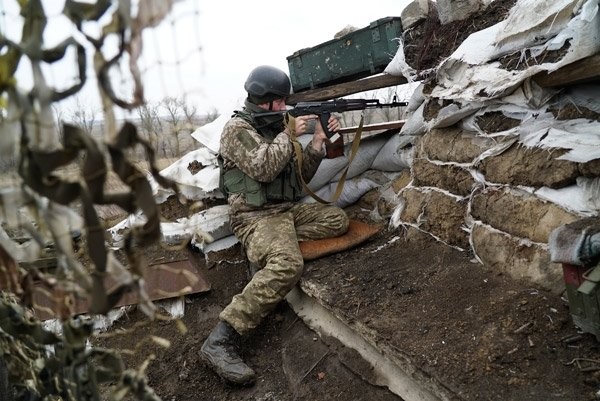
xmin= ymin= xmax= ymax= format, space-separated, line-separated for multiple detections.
xmin=244 ymin=65 xmax=291 ymax=99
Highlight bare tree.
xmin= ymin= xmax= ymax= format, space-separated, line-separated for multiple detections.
xmin=160 ymin=96 xmax=203 ymax=157
xmin=203 ymin=106 xmax=220 ymax=124
xmin=179 ymin=96 xmax=200 ymax=127
xmin=161 ymin=97 xmax=183 ymax=157
xmin=137 ymin=101 xmax=164 ymax=158
xmin=70 ymin=95 xmax=97 ymax=136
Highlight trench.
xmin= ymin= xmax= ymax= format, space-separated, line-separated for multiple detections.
xmin=286 ymin=287 xmax=447 ymax=401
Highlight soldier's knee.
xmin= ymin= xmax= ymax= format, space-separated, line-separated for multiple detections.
xmin=271 ymin=252 xmax=304 ymax=283
xmin=285 ymin=253 xmax=304 ymax=278
xmin=290 ymin=260 xmax=304 ymax=283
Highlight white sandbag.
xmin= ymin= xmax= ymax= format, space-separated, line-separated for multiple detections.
xmin=191 ymin=113 xmax=229 ymax=154
xmin=330 ymin=136 xmax=388 ymax=182
xmin=384 ymin=38 xmax=416 ymax=81
xmin=301 ymin=176 xmax=380 ymax=208
xmin=109 ymin=204 xmax=231 ymax=248
xmin=519 ymin=117 xmax=600 ymax=163
xmin=493 ymin=0 xmax=583 ymax=55
xmin=180 ymin=205 xmax=232 ymax=240
xmin=156 ymin=148 xmax=221 ymax=199
xmin=306 ymin=154 xmax=349 ymax=191
xmin=533 ymin=177 xmax=600 ymax=217
xmin=400 ymin=98 xmax=483 ymax=138
xmin=404 ymin=82 xmax=426 ymax=114
xmin=299 ymin=135 xmax=386 ymax=191
xmin=107 ymin=211 xmax=146 ymax=245
xmin=193 ymin=234 xmax=239 ymax=255
xmin=161 ymin=204 xmax=232 ymax=246
xmin=401 ymin=0 xmax=429 ymax=30
xmin=399 ymin=102 xmax=428 ymax=136
xmin=430 ymin=100 xmax=485 ymax=129
xmin=371 ymin=134 xmax=414 ymax=171
xmin=437 ymin=0 xmax=483 ymax=25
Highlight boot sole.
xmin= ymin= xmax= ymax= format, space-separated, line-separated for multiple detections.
xmin=199 ymin=347 xmax=256 ymax=386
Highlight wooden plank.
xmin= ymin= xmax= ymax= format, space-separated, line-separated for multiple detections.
xmin=287 ymin=73 xmax=408 ymax=104
xmin=338 ymin=120 xmax=405 ymax=134
xmin=534 ymin=55 xmax=600 ymax=88
xmin=32 ymin=259 xmax=211 ymax=320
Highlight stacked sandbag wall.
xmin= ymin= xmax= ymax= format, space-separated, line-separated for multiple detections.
xmin=392 ymin=96 xmax=600 ymax=294
xmin=387 ymin=0 xmax=600 ymax=294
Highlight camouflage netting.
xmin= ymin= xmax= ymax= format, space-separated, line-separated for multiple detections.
xmin=388 ymin=0 xmax=600 ymax=294
xmin=0 ymin=1 xmax=196 ymax=400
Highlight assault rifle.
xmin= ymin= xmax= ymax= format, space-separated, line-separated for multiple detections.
xmin=254 ymin=98 xmax=408 ymax=143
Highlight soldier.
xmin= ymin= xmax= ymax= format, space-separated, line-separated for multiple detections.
xmin=200 ymin=65 xmax=349 ymax=385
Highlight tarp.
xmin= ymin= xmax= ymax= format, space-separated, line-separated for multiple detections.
xmin=432 ymin=0 xmax=600 ymax=101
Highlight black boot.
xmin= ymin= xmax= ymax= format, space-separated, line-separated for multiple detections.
xmin=200 ymin=321 xmax=256 ymax=385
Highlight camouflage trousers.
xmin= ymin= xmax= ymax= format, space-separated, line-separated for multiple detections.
xmin=220 ymin=203 xmax=349 ymax=335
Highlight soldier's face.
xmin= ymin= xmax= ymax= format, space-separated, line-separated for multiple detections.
xmin=270 ymin=98 xmax=287 ymax=111
xmin=258 ymin=98 xmax=287 ymax=111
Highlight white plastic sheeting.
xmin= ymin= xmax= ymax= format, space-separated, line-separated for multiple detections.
xmin=532 ymin=178 xmax=600 ymax=217
xmin=520 ymin=118 xmax=600 ymax=163
xmin=493 ymin=0 xmax=584 ymax=55
xmin=146 ymin=147 xmax=221 ymax=203
xmin=432 ymin=0 xmax=600 ymax=101
xmin=160 ymin=204 xmax=232 ymax=246
xmin=191 ymin=113 xmax=230 ymax=154
xmin=301 ymin=176 xmax=380 ymax=208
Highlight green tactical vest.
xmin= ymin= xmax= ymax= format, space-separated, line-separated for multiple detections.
xmin=218 ymin=106 xmax=303 ymax=207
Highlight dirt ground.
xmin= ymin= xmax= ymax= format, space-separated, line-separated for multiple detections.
xmin=300 ymin=225 xmax=600 ymax=401
xmin=92 ymin=201 xmax=600 ymax=401
xmin=96 ymin=229 xmax=403 ymax=401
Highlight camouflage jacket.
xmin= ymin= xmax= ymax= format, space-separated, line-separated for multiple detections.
xmin=219 ymin=100 xmax=324 ymax=218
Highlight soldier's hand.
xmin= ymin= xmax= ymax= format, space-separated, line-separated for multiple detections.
xmin=312 ymin=115 xmax=341 ymax=152
xmin=294 ymin=115 xmax=318 ymax=136
xmin=326 ymin=115 xmax=341 ymax=134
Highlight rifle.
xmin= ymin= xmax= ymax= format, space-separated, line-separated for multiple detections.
xmin=288 ymin=98 xmax=406 ymax=141
xmin=254 ymin=98 xmax=408 ymax=158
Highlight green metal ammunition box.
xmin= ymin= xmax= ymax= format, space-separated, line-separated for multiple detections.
xmin=287 ymin=17 xmax=402 ymax=92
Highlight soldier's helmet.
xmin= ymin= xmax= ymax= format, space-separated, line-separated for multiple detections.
xmin=244 ymin=65 xmax=291 ymax=99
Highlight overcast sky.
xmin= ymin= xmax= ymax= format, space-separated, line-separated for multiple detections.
xmin=4 ymin=0 xmax=412 ymax=118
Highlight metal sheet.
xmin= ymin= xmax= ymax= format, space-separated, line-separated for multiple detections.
xmin=32 ymin=259 xmax=211 ymax=320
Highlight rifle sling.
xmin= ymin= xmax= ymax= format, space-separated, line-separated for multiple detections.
xmin=292 ymin=116 xmax=365 ymax=205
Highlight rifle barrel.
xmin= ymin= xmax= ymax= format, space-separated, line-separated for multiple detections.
xmin=251 ymin=99 xmax=407 ymax=117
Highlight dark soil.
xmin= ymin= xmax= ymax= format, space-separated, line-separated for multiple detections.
xmin=422 ymin=98 xmax=453 ymax=121
xmin=551 ymin=103 xmax=600 ymax=122
xmin=498 ymin=42 xmax=571 ymax=71
xmin=94 ymin=203 xmax=600 ymax=401
xmin=301 ymin=227 xmax=600 ymax=400
xmin=475 ymin=111 xmax=521 ymax=133
xmin=403 ymin=0 xmax=517 ymax=72
xmin=95 ymin=238 xmax=403 ymax=401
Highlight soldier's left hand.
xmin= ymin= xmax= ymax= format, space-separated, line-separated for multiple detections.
xmin=294 ymin=115 xmax=317 ymax=136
